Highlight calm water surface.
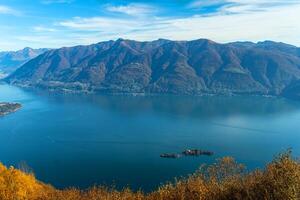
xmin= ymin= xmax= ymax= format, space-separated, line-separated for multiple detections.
xmin=0 ymin=84 xmax=300 ymax=191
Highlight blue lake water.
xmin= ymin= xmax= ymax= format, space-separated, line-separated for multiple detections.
xmin=0 ymin=84 xmax=300 ymax=191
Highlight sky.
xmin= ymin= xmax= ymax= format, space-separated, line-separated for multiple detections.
xmin=0 ymin=0 xmax=300 ymax=51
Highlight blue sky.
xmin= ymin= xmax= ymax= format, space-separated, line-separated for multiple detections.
xmin=0 ymin=0 xmax=300 ymax=51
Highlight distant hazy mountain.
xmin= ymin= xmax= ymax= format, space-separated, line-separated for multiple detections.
xmin=0 ymin=47 xmax=48 ymax=77
xmin=5 ymin=39 xmax=300 ymax=98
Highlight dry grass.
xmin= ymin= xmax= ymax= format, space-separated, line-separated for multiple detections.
xmin=0 ymin=151 xmax=299 ymax=200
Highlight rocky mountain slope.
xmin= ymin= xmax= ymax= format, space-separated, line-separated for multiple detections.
xmin=5 ymin=39 xmax=300 ymax=98
xmin=0 ymin=47 xmax=48 ymax=77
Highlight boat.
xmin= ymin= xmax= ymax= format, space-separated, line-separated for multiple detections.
xmin=182 ymin=149 xmax=214 ymax=156
xmin=160 ymin=153 xmax=181 ymax=158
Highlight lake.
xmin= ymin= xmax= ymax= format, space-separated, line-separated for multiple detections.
xmin=0 ymin=84 xmax=300 ymax=191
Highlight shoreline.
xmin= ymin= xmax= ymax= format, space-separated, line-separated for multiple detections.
xmin=1 ymin=82 xmax=281 ymax=99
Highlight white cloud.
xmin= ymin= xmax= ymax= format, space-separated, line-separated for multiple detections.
xmin=105 ymin=4 xmax=155 ymax=16
xmin=189 ymin=0 xmax=300 ymax=14
xmin=222 ymin=0 xmax=299 ymax=14
xmin=166 ymin=3 xmax=300 ymax=45
xmin=33 ymin=26 xmax=57 ymax=32
xmin=5 ymin=0 xmax=300 ymax=50
xmin=52 ymin=2 xmax=300 ymax=46
xmin=58 ymin=17 xmax=140 ymax=32
xmin=15 ymin=35 xmax=80 ymax=48
xmin=0 ymin=5 xmax=19 ymax=15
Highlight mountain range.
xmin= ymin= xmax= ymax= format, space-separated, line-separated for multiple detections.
xmin=4 ymin=39 xmax=300 ymax=99
xmin=0 ymin=47 xmax=48 ymax=78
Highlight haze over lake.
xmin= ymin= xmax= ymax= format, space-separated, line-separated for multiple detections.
xmin=0 ymin=84 xmax=300 ymax=191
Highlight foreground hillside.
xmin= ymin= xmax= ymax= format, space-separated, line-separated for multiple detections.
xmin=5 ymin=39 xmax=300 ymax=98
xmin=0 ymin=152 xmax=299 ymax=200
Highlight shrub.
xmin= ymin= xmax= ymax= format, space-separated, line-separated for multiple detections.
xmin=0 ymin=151 xmax=299 ymax=200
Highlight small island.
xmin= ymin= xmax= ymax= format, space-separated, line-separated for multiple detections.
xmin=0 ymin=102 xmax=22 ymax=116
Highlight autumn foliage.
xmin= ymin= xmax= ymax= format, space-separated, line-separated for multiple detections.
xmin=0 ymin=151 xmax=299 ymax=200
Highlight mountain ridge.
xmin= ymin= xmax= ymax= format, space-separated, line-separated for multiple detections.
xmin=4 ymin=39 xmax=300 ymax=99
xmin=0 ymin=47 xmax=49 ymax=77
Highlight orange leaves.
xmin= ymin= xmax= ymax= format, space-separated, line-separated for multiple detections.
xmin=0 ymin=151 xmax=299 ymax=200
xmin=0 ymin=164 xmax=48 ymax=200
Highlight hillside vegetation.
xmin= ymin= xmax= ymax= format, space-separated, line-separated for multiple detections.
xmin=0 ymin=151 xmax=299 ymax=200
xmin=0 ymin=103 xmax=21 ymax=116
xmin=5 ymin=39 xmax=300 ymax=98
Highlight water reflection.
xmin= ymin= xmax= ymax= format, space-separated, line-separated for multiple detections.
xmin=22 ymin=87 xmax=300 ymax=119
xmin=1 ymin=84 xmax=300 ymax=191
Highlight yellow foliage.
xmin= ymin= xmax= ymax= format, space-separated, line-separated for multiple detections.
xmin=0 ymin=163 xmax=51 ymax=200
xmin=0 ymin=151 xmax=299 ymax=200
